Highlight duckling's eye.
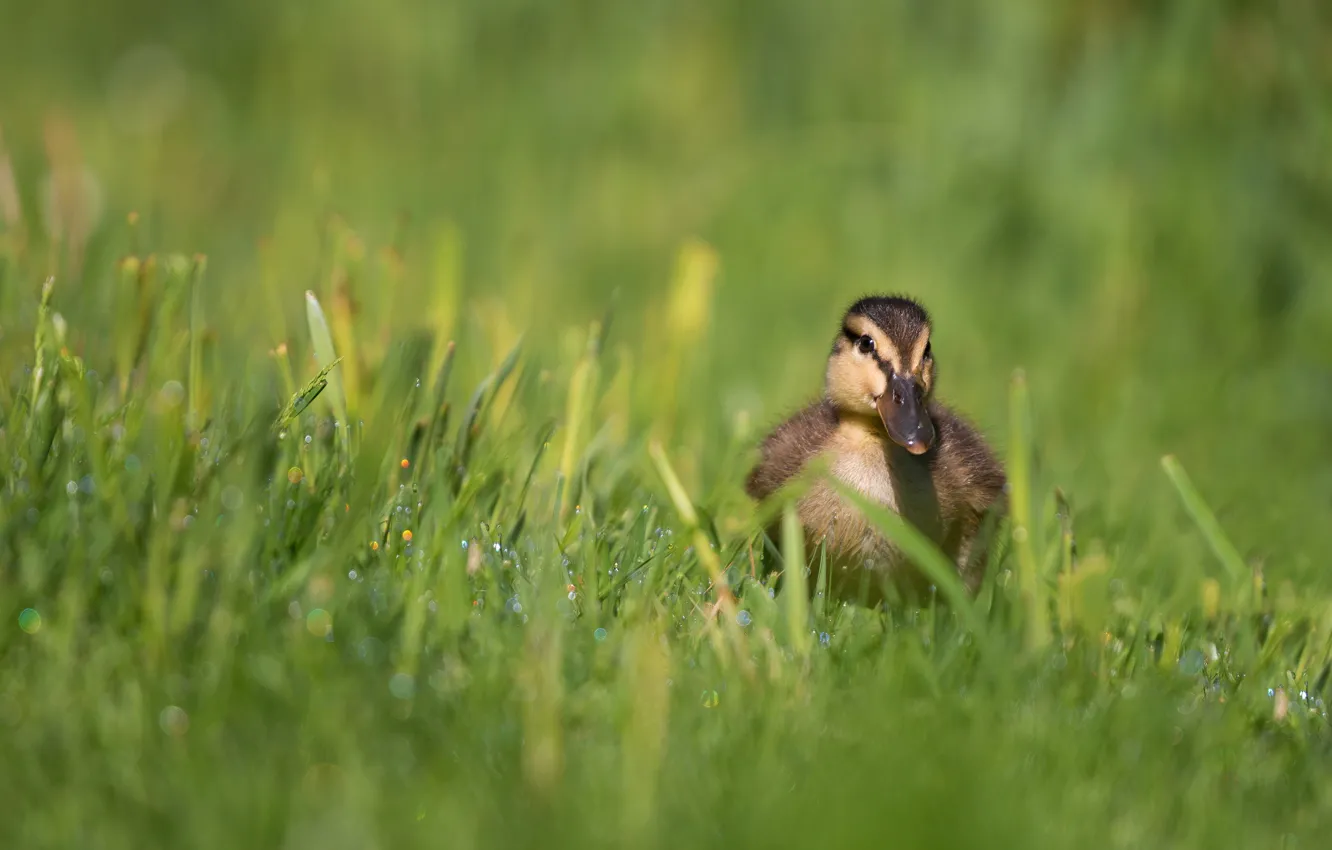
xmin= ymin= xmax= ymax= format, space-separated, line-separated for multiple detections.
xmin=923 ymin=341 xmax=932 ymax=360
xmin=856 ymin=336 xmax=875 ymax=356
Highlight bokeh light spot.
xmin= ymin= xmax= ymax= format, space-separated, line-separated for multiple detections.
xmin=159 ymin=705 xmax=190 ymax=737
xmin=306 ymin=608 xmax=332 ymax=637
xmin=389 ymin=672 xmax=416 ymax=700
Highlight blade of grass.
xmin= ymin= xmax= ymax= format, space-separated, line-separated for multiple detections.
xmin=781 ymin=502 xmax=811 ymax=659
xmin=830 ymin=482 xmax=988 ymax=644
xmin=1008 ymin=369 xmax=1051 ymax=651
xmin=187 ymin=255 xmax=206 ymax=432
xmin=1161 ymin=454 xmax=1249 ymax=601
xmin=305 ymin=289 xmax=347 ymax=418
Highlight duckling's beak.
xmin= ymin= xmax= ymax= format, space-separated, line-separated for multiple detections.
xmin=876 ymin=373 xmax=935 ymax=455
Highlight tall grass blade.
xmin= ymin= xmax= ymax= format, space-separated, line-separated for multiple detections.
xmin=830 ymin=482 xmax=987 ymax=642
xmin=187 ymin=255 xmax=206 ymax=432
xmin=1008 ymin=369 xmax=1051 ymax=651
xmin=781 ymin=502 xmax=811 ymax=658
xmin=305 ymin=290 xmax=347 ymax=422
xmin=1161 ymin=454 xmax=1249 ymax=592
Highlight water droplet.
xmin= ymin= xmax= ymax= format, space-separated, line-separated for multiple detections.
xmin=736 ymin=610 xmax=752 ymax=627
xmin=18 ymin=609 xmax=42 ymax=634
xmin=348 ymin=570 xmax=358 ymax=580
xmin=819 ymin=632 xmax=831 ymax=646
xmin=593 ymin=627 xmax=607 ymax=642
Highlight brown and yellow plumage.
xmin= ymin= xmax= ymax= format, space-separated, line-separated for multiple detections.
xmin=746 ymin=295 xmax=1006 ymax=605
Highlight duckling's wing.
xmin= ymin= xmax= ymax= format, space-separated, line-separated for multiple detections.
xmin=745 ymin=400 xmax=839 ymax=502
xmin=929 ymin=403 xmax=1006 ymax=513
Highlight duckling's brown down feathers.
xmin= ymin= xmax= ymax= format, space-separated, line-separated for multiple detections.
xmin=746 ymin=398 xmax=1005 ymax=600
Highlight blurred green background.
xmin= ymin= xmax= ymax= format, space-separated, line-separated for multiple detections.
xmin=5 ymin=3 xmax=1332 ymax=848
xmin=2 ymin=0 xmax=1330 ymax=583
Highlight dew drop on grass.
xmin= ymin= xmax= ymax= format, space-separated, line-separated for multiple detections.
xmin=593 ymin=628 xmax=607 ymax=642
xmin=18 ymin=609 xmax=41 ymax=634
xmin=736 ymin=610 xmax=752 ymax=627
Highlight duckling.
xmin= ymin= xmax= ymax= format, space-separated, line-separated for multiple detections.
xmin=745 ymin=295 xmax=1005 ymax=604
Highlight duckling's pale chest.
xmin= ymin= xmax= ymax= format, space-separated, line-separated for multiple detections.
xmin=796 ymin=422 xmax=905 ymax=559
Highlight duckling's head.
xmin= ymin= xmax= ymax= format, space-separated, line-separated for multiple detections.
xmin=825 ymin=295 xmax=936 ymax=454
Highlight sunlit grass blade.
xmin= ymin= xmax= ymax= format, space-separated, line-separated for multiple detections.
xmin=30 ymin=276 xmax=54 ymax=403
xmin=187 ymin=255 xmax=206 ymax=432
xmin=454 ymin=336 xmax=523 ymax=477
xmin=781 ymin=502 xmax=811 ymax=659
xmin=558 ymin=321 xmax=601 ymax=521
xmin=305 ymin=289 xmax=348 ymax=423
xmin=830 ymin=481 xmax=987 ymax=642
xmin=649 ymin=439 xmax=750 ymax=674
xmin=621 ymin=623 xmax=670 ymax=844
xmin=1161 ymin=454 xmax=1249 ymax=599
xmin=1007 ymin=368 xmax=1051 ymax=651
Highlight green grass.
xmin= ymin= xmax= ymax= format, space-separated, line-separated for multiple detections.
xmin=3 ymin=1 xmax=1332 ymax=846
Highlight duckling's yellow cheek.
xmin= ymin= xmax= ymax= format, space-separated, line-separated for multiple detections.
xmin=867 ymin=367 xmax=888 ymax=401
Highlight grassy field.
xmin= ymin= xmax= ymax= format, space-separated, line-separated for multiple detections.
xmin=3 ymin=1 xmax=1332 ymax=846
